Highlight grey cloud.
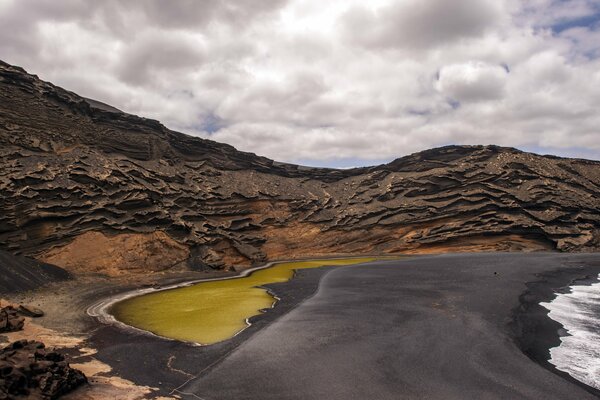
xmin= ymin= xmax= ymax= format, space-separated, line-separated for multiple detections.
xmin=116 ymin=31 xmax=206 ymax=86
xmin=1 ymin=0 xmax=96 ymax=22
xmin=0 ymin=0 xmax=95 ymax=61
xmin=340 ymin=0 xmax=502 ymax=50
xmin=218 ymin=71 xmax=330 ymax=123
xmin=113 ymin=0 xmax=289 ymax=31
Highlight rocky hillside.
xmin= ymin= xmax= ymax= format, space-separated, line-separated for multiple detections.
xmin=1 ymin=60 xmax=599 ymax=275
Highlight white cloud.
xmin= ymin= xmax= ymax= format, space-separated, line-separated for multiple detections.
xmin=436 ymin=62 xmax=509 ymax=102
xmin=0 ymin=0 xmax=599 ymax=164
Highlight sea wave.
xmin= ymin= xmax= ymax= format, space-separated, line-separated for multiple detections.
xmin=541 ymin=273 xmax=600 ymax=390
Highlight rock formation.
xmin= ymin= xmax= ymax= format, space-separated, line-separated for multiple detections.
xmin=0 ymin=306 xmax=24 ymax=333
xmin=0 ymin=340 xmax=87 ymax=399
xmin=1 ymin=60 xmax=599 ymax=275
xmin=16 ymin=305 xmax=44 ymax=318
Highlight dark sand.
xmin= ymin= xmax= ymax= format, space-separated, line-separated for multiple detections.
xmin=90 ymin=253 xmax=600 ymax=399
xmin=0 ymin=250 xmax=71 ymax=294
xmin=89 ymin=264 xmax=339 ymax=393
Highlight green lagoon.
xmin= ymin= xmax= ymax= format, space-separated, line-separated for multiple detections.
xmin=111 ymin=258 xmax=377 ymax=345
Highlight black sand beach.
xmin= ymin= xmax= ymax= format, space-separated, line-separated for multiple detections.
xmin=85 ymin=252 xmax=600 ymax=399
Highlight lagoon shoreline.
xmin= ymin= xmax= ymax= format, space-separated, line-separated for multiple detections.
xmin=92 ymin=257 xmax=381 ymax=346
xmin=179 ymin=253 xmax=600 ymax=399
xmin=88 ymin=261 xmax=349 ymax=397
xmin=5 ymin=252 xmax=600 ymax=399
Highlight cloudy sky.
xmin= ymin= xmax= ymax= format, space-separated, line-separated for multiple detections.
xmin=1 ymin=0 xmax=600 ymax=166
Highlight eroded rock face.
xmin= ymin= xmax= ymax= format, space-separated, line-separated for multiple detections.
xmin=0 ymin=340 xmax=87 ymax=399
xmin=40 ymin=231 xmax=190 ymax=276
xmin=1 ymin=60 xmax=600 ymax=274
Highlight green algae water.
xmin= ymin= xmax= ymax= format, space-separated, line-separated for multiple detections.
xmin=111 ymin=258 xmax=377 ymax=345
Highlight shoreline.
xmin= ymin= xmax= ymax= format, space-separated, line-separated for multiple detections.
xmin=87 ymin=255 xmax=396 ymax=346
xmin=180 ymin=253 xmax=600 ymax=399
xmin=89 ymin=261 xmax=357 ymax=397
xmin=511 ymin=264 xmax=600 ymax=397
xmin=86 ymin=260 xmax=282 ymax=347
xmin=4 ymin=254 xmax=406 ymax=398
xmin=4 ymin=252 xmax=600 ymax=399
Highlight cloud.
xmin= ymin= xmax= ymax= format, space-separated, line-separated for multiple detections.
xmin=519 ymin=0 xmax=600 ymax=30
xmin=340 ymin=0 xmax=503 ymax=50
xmin=116 ymin=31 xmax=207 ymax=86
xmin=1 ymin=0 xmax=600 ymax=165
xmin=127 ymin=0 xmax=289 ymax=30
xmin=436 ymin=62 xmax=509 ymax=102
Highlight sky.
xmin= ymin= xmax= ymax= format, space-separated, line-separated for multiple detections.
xmin=1 ymin=0 xmax=600 ymax=167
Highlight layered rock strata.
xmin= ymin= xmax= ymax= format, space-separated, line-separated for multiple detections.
xmin=1 ymin=60 xmax=599 ymax=275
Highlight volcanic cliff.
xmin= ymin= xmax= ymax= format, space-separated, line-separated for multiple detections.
xmin=1 ymin=60 xmax=599 ymax=276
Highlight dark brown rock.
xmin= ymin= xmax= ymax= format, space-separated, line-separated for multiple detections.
xmin=0 ymin=340 xmax=87 ymax=399
xmin=0 ymin=307 xmax=24 ymax=333
xmin=17 ymin=305 xmax=44 ymax=318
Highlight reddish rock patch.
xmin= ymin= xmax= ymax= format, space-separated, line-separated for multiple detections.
xmin=40 ymin=231 xmax=190 ymax=276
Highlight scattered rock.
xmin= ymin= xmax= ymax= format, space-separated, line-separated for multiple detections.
xmin=17 ymin=305 xmax=44 ymax=318
xmin=0 ymin=339 xmax=87 ymax=399
xmin=0 ymin=307 xmax=24 ymax=333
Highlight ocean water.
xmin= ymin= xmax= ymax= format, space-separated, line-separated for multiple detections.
xmin=541 ymin=273 xmax=600 ymax=390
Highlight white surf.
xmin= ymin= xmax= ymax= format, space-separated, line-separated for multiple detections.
xmin=541 ymin=273 xmax=600 ymax=390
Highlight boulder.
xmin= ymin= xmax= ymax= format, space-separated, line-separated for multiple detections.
xmin=17 ymin=305 xmax=44 ymax=318
xmin=0 ymin=340 xmax=87 ymax=399
xmin=0 ymin=306 xmax=24 ymax=333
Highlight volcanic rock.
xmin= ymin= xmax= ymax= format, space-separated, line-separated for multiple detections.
xmin=0 ymin=340 xmax=87 ymax=399
xmin=0 ymin=307 xmax=24 ymax=333
xmin=0 ymin=60 xmax=599 ymax=275
xmin=16 ymin=305 xmax=44 ymax=318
